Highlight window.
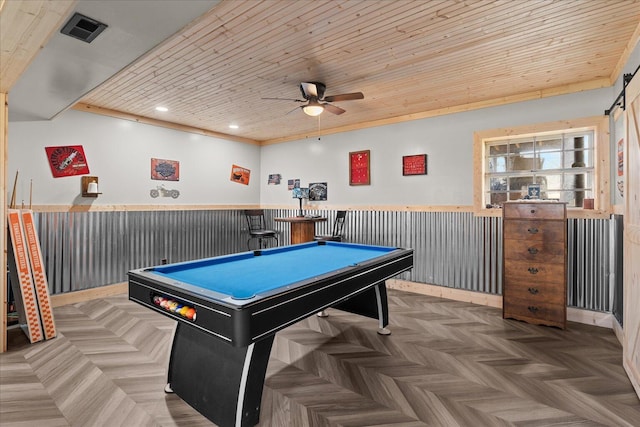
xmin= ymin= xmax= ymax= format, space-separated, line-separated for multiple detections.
xmin=485 ymin=131 xmax=594 ymax=206
xmin=473 ymin=117 xmax=609 ymax=214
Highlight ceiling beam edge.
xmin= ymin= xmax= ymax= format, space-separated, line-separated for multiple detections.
xmin=72 ymin=103 xmax=260 ymax=145
xmin=610 ymin=21 xmax=640 ymax=85
xmin=261 ymin=78 xmax=612 ymax=145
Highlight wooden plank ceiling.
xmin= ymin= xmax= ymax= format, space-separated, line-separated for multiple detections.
xmin=19 ymin=1 xmax=640 ymax=143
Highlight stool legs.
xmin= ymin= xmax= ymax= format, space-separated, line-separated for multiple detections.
xmin=247 ymin=236 xmax=278 ymax=251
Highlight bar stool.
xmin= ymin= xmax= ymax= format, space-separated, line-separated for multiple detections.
xmin=314 ymin=210 xmax=347 ymax=242
xmin=244 ymin=209 xmax=278 ymax=250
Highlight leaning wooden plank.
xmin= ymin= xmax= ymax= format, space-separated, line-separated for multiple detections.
xmin=21 ymin=210 xmax=56 ymax=340
xmin=6 ymin=209 xmax=43 ymax=343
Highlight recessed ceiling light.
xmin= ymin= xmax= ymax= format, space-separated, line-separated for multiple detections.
xmin=229 ymin=124 xmax=239 ymax=129
xmin=155 ymin=106 xmax=168 ymax=112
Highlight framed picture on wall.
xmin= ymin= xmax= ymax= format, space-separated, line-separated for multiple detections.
xmin=402 ymin=154 xmax=427 ymax=176
xmin=45 ymin=145 xmax=90 ymax=178
xmin=617 ymin=138 xmax=624 ymax=177
xmin=309 ymin=182 xmax=328 ymax=201
xmin=151 ymin=158 xmax=180 ymax=181
xmin=349 ymin=150 xmax=370 ymax=185
xmin=288 ymin=179 xmax=300 ymax=190
xmin=230 ymin=164 xmax=250 ymax=185
xmin=268 ymin=174 xmax=281 ymax=185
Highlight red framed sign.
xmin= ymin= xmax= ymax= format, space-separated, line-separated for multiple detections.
xmin=45 ymin=145 xmax=90 ymax=178
xmin=349 ymin=150 xmax=370 ymax=185
xmin=402 ymin=154 xmax=427 ymax=176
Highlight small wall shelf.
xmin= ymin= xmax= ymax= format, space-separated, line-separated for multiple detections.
xmin=81 ymin=176 xmax=101 ymax=197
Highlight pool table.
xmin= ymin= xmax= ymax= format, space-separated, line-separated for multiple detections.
xmin=128 ymin=241 xmax=413 ymax=427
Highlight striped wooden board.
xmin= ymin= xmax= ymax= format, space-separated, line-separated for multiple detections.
xmin=21 ymin=210 xmax=56 ymax=340
xmin=7 ymin=209 xmax=43 ymax=343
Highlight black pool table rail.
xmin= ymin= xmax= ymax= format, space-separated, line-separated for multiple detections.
xmin=129 ymin=246 xmax=413 ymax=347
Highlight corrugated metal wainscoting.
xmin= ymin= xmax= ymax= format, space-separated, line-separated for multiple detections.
xmin=33 ymin=209 xmax=619 ymax=313
xmin=34 ymin=210 xmax=247 ymax=294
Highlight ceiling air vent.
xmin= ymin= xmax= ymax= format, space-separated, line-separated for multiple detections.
xmin=60 ymin=12 xmax=108 ymax=43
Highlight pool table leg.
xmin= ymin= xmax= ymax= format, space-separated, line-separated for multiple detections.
xmin=374 ymin=283 xmax=391 ymax=335
xmin=166 ymin=322 xmax=274 ymax=427
xmin=331 ymin=281 xmax=391 ymax=335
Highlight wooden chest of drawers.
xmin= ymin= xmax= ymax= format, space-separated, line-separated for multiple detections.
xmin=502 ymin=202 xmax=567 ymax=328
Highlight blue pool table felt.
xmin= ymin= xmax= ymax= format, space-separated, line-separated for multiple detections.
xmin=150 ymin=242 xmax=395 ymax=299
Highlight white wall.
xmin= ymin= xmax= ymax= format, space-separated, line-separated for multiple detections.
xmin=8 ymin=80 xmax=629 ymax=209
xmin=8 ymin=110 xmax=261 ymax=206
xmin=260 ymin=87 xmax=614 ymax=207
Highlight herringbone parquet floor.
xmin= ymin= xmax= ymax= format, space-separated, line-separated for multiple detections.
xmin=1 ymin=289 xmax=639 ymax=426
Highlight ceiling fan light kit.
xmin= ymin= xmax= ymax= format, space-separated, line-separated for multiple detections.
xmin=302 ymin=102 xmax=324 ymax=116
xmin=263 ymin=82 xmax=364 ymax=117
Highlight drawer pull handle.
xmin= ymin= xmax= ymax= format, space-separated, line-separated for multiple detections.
xmin=528 ymin=287 xmax=539 ymax=295
xmin=527 ymin=306 xmax=539 ymax=313
xmin=528 ymin=267 xmax=539 ymax=274
xmin=527 ymin=227 xmax=539 ymax=234
xmin=528 ymin=247 xmax=539 ymax=254
xmin=530 ymin=209 xmax=536 ymax=214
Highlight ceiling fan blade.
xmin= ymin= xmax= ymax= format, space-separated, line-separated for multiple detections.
xmin=300 ymin=82 xmax=319 ymax=98
xmin=324 ymin=92 xmax=364 ymax=102
xmin=323 ymin=103 xmax=346 ymax=115
xmin=286 ymin=106 xmax=302 ymax=115
xmin=262 ymin=97 xmax=305 ymax=102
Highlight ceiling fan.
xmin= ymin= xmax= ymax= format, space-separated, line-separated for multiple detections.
xmin=263 ymin=82 xmax=364 ymax=116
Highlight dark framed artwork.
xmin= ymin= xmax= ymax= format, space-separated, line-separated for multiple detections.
xmin=349 ymin=150 xmax=370 ymax=185
xmin=309 ymin=182 xmax=328 ymax=201
xmin=527 ymin=184 xmax=541 ymax=199
xmin=402 ymin=154 xmax=427 ymax=176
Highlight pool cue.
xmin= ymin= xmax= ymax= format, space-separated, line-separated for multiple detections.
xmin=9 ymin=170 xmax=18 ymax=209
xmin=29 ymin=179 xmax=33 ymax=209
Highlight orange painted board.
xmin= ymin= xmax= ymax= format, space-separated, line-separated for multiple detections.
xmin=7 ymin=210 xmax=43 ymax=343
xmin=21 ymin=210 xmax=56 ymax=340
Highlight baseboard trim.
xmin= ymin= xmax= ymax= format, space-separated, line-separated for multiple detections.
xmin=612 ymin=318 xmax=624 ymax=345
xmin=387 ymin=279 xmax=614 ymax=330
xmin=387 ymin=279 xmax=503 ymax=308
xmin=566 ymin=307 xmax=615 ymax=329
xmin=50 ymin=282 xmax=128 ymax=307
